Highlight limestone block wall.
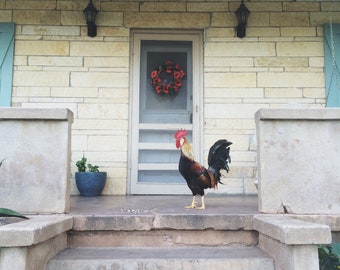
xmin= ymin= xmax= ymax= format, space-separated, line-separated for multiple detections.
xmin=1 ymin=0 xmax=339 ymax=195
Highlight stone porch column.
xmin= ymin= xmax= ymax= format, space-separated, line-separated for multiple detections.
xmin=0 ymin=108 xmax=73 ymax=214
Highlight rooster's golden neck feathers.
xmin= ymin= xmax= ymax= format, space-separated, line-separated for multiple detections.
xmin=180 ymin=137 xmax=195 ymax=161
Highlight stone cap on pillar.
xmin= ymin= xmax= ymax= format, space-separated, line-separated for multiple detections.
xmin=0 ymin=108 xmax=73 ymax=122
xmin=253 ymin=215 xmax=331 ymax=245
xmin=256 ymin=108 xmax=340 ymax=121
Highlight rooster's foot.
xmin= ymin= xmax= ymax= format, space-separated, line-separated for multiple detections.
xmin=195 ymin=196 xmax=206 ymax=210
xmin=185 ymin=196 xmax=197 ymax=209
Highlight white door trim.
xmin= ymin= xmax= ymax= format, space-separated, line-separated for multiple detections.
xmin=128 ymin=29 xmax=204 ymax=194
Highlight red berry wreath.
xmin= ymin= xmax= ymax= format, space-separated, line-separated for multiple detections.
xmin=150 ymin=61 xmax=185 ymax=95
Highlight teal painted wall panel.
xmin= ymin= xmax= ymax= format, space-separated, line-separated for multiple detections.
xmin=324 ymin=24 xmax=340 ymax=107
xmin=0 ymin=23 xmax=15 ymax=107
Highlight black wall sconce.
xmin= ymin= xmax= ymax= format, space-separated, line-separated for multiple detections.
xmin=83 ymin=0 xmax=99 ymax=37
xmin=235 ymin=0 xmax=250 ymax=38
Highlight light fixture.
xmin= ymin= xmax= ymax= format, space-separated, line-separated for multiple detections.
xmin=235 ymin=0 xmax=250 ymax=38
xmin=83 ymin=0 xmax=99 ymax=37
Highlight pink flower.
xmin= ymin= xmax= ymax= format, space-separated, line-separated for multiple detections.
xmin=174 ymin=71 xmax=180 ymax=79
xmin=151 ymin=70 xmax=158 ymax=78
xmin=153 ymin=78 xmax=161 ymax=84
xmin=155 ymin=86 xmax=161 ymax=93
xmin=175 ymin=81 xmax=182 ymax=87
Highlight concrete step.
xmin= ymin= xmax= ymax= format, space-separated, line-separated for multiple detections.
xmin=68 ymin=228 xmax=258 ymax=248
xmin=68 ymin=213 xmax=258 ymax=247
xmin=47 ymin=246 xmax=275 ymax=270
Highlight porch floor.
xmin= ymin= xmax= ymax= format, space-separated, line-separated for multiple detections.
xmin=70 ymin=194 xmax=259 ymax=216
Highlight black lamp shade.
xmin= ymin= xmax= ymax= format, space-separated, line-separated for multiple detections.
xmin=235 ymin=2 xmax=250 ymax=25
xmin=83 ymin=1 xmax=98 ymax=24
xmin=235 ymin=1 xmax=250 ymax=38
xmin=83 ymin=0 xmax=99 ymax=37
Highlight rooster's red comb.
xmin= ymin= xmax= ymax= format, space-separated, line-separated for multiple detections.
xmin=174 ymin=129 xmax=187 ymax=139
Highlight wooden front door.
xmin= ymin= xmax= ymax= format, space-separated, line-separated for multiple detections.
xmin=129 ymin=30 xmax=203 ymax=194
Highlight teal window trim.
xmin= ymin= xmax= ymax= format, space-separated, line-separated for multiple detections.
xmin=0 ymin=22 xmax=15 ymax=107
xmin=324 ymin=23 xmax=340 ymax=107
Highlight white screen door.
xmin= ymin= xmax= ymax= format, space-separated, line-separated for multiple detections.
xmin=129 ymin=30 xmax=203 ymax=194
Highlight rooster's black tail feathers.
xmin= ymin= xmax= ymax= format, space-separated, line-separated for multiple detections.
xmin=207 ymin=139 xmax=232 ymax=183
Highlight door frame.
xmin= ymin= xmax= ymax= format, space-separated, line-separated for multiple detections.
xmin=128 ymin=29 xmax=204 ymax=194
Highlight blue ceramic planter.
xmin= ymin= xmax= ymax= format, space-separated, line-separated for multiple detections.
xmin=75 ymin=172 xmax=107 ymax=197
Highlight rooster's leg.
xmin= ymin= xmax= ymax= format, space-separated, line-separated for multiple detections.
xmin=196 ymin=196 xmax=206 ymax=210
xmin=185 ymin=196 xmax=197 ymax=209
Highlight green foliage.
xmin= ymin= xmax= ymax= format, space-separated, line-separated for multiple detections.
xmin=76 ymin=157 xmax=87 ymax=172
xmin=0 ymin=159 xmax=28 ymax=227
xmin=0 ymin=208 xmax=28 ymax=219
xmin=0 ymin=158 xmax=6 ymax=168
xmin=87 ymin=164 xmax=99 ymax=172
xmin=76 ymin=155 xmax=100 ymax=172
xmin=319 ymin=244 xmax=340 ymax=270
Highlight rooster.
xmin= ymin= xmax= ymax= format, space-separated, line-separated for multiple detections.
xmin=174 ymin=129 xmax=232 ymax=210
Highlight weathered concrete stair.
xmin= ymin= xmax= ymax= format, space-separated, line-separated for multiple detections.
xmin=47 ymin=213 xmax=275 ymax=270
xmin=47 ymin=246 xmax=274 ymax=270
